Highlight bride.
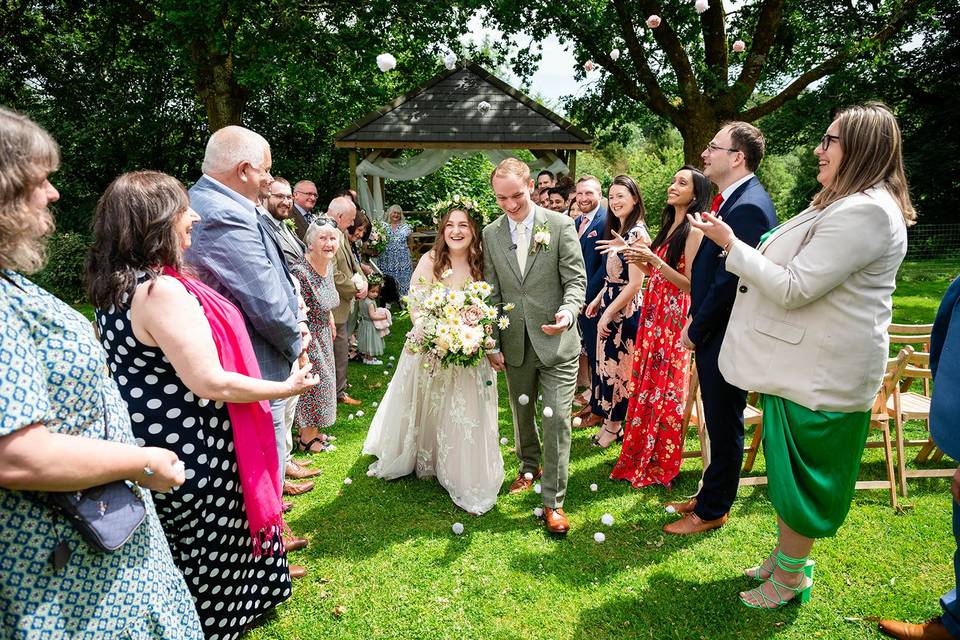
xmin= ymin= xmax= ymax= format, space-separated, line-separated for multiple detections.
xmin=362 ymin=203 xmax=505 ymax=514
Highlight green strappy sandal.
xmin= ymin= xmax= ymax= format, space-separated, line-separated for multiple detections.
xmin=739 ymin=550 xmax=815 ymax=609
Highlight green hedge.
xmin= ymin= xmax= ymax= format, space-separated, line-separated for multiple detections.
xmin=33 ymin=231 xmax=91 ymax=305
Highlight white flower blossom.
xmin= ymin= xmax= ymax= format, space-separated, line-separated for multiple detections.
xmin=610 ymin=48 xmax=620 ymax=61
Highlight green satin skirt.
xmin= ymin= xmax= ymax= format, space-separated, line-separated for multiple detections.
xmin=762 ymin=395 xmax=871 ymax=539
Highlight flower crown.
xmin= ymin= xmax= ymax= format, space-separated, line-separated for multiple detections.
xmin=366 ymin=273 xmax=384 ymax=287
xmin=430 ymin=194 xmax=489 ymax=227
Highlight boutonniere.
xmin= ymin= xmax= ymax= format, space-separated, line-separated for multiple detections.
xmin=284 ymin=218 xmax=297 ymax=233
xmin=531 ymin=223 xmax=551 ymax=254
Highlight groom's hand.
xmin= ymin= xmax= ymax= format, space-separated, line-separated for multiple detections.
xmin=541 ymin=312 xmax=571 ymax=336
xmin=487 ymin=352 xmax=506 ymax=371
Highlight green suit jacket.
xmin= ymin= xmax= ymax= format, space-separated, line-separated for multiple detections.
xmin=332 ymin=232 xmax=363 ymax=324
xmin=482 ymin=205 xmax=586 ymax=368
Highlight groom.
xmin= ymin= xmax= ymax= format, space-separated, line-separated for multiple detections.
xmin=483 ymin=158 xmax=586 ymax=535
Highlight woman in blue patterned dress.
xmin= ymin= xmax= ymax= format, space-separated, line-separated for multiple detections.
xmin=585 ymin=175 xmax=650 ymax=449
xmin=0 ymin=107 xmax=202 ymax=638
xmin=378 ymin=205 xmax=413 ymax=298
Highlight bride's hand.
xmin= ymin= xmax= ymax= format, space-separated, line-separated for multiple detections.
xmin=486 ymin=352 xmax=505 ymax=372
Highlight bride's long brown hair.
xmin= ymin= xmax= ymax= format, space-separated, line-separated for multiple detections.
xmin=431 ymin=208 xmax=484 ymax=281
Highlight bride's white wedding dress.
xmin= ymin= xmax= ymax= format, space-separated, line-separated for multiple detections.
xmin=362 ymin=306 xmax=505 ymax=515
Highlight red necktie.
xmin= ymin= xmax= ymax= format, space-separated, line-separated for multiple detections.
xmin=710 ymin=194 xmax=724 ymax=213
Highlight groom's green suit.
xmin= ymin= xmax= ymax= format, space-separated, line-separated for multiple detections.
xmin=483 ymin=205 xmax=586 ymax=508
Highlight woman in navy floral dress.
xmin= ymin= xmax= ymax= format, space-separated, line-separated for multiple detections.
xmin=378 ymin=205 xmax=413 ymax=298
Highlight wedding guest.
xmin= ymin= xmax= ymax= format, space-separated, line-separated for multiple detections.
xmin=664 ymin=122 xmax=776 ymax=537
xmin=330 ymin=195 xmax=367 ymax=406
xmin=607 ymin=166 xmax=707 ymax=485
xmin=537 ymin=170 xmax=556 ymax=190
xmin=379 ymin=204 xmax=413 ymax=298
xmin=290 ymin=219 xmax=341 ymax=454
xmin=572 ymin=175 xmax=608 ymax=425
xmin=87 ymin=171 xmax=322 ymax=635
xmin=878 ymin=275 xmax=960 ymax=640
xmin=357 ymin=279 xmax=388 ymax=365
xmin=183 ymin=126 xmax=311 ymax=506
xmin=0 ymin=107 xmax=202 ymax=639
xmin=538 ymin=188 xmax=552 ymax=209
xmin=291 ymin=179 xmax=319 ymax=239
xmin=690 ymin=103 xmax=913 ymax=609
xmin=584 ymin=175 xmax=649 ymax=447
xmin=263 ymin=177 xmax=306 ymax=266
xmin=547 ymin=186 xmax=570 ymax=214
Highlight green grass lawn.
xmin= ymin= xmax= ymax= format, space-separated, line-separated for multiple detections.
xmin=237 ymin=260 xmax=959 ymax=640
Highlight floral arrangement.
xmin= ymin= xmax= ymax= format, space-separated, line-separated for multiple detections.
xmin=532 ymin=223 xmax=551 ymax=254
xmin=402 ymin=269 xmax=514 ymax=370
xmin=430 ymin=194 xmax=489 ymax=227
xmin=366 ymin=219 xmax=388 ymax=255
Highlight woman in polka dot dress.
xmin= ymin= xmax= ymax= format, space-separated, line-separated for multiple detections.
xmin=86 ymin=172 xmax=319 ymax=639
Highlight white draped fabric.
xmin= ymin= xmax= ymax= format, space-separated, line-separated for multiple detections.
xmin=356 ymin=149 xmax=569 ymax=220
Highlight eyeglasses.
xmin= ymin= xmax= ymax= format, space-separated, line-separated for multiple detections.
xmin=819 ymin=134 xmax=841 ymax=151
xmin=295 ymin=190 xmax=319 ymax=198
xmin=705 ymin=142 xmax=740 ymax=154
xmin=269 ymin=193 xmax=293 ymax=201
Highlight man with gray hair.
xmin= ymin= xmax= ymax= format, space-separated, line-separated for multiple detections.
xmin=185 ymin=125 xmax=311 ymax=577
xmin=329 ymin=195 xmax=367 ymax=406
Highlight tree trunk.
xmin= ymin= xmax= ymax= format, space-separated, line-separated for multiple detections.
xmin=190 ymin=44 xmax=248 ymax=131
xmin=679 ymin=108 xmax=723 ymax=167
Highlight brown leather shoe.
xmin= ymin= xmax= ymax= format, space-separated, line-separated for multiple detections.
xmin=664 ymin=497 xmax=697 ymax=514
xmin=286 ymin=460 xmax=321 ymax=479
xmin=878 ymin=618 xmax=953 ymax=640
xmin=283 ymin=480 xmax=315 ymax=496
xmin=576 ymin=413 xmax=603 ymax=429
xmin=283 ymin=536 xmax=309 ymax=553
xmin=338 ymin=394 xmax=362 ymax=406
xmin=508 ymin=467 xmax=543 ymax=494
xmin=282 ymin=500 xmax=294 ymax=513
xmin=543 ymin=507 xmax=570 ymax=534
xmin=289 ymin=565 xmax=307 ymax=579
xmin=663 ymin=512 xmax=728 ymax=536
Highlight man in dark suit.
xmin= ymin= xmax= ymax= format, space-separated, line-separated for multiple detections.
xmin=572 ymin=175 xmax=608 ymax=425
xmin=879 ymin=276 xmax=960 ymax=640
xmin=291 ymin=179 xmax=319 ymax=240
xmin=262 ymin=177 xmax=307 ymax=266
xmin=664 ymin=122 xmax=777 ymax=536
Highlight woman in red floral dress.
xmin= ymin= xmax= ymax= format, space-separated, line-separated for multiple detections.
xmin=608 ymin=166 xmax=710 ymax=488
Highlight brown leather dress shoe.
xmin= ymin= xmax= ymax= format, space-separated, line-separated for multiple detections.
xmin=283 ymin=536 xmax=309 ymax=553
xmin=664 ymin=497 xmax=697 ymax=514
xmin=577 ymin=413 xmax=603 ymax=429
xmin=283 ymin=480 xmax=315 ymax=496
xmin=878 ymin=617 xmax=953 ymax=640
xmin=543 ymin=507 xmax=570 ymax=534
xmin=286 ymin=460 xmax=321 ymax=479
xmin=282 ymin=500 xmax=294 ymax=513
xmin=663 ymin=512 xmax=728 ymax=536
xmin=289 ymin=565 xmax=307 ymax=579
xmin=508 ymin=467 xmax=543 ymax=494
xmin=338 ymin=394 xmax=362 ymax=406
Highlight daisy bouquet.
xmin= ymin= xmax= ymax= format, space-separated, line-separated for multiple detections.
xmin=366 ymin=219 xmax=388 ymax=255
xmin=402 ymin=270 xmax=514 ymax=370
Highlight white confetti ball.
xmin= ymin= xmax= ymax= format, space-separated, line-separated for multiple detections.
xmin=452 ymin=522 xmax=464 ymax=535
xmin=583 ymin=60 xmax=595 ymax=72
xmin=646 ymin=14 xmax=662 ymax=28
xmin=524 ymin=472 xmax=534 ymax=481
xmin=733 ymin=40 xmax=746 ymax=53
xmin=594 ymin=532 xmax=606 ymax=543
xmin=376 ymin=53 xmax=397 ymax=72
xmin=518 ymin=394 xmax=530 ymax=406
xmin=534 ymin=483 xmax=542 ymax=494
xmin=542 ymin=406 xmax=554 ymax=418
xmin=573 ymin=416 xmax=583 ymax=427
xmin=610 ymin=48 xmax=620 ymax=61
xmin=533 ymin=507 xmax=544 ymax=518
xmin=343 ymin=477 xmax=352 ymax=485
xmin=443 ymin=52 xmax=458 ymax=70
xmin=537 ymin=395 xmax=542 ymax=401
xmin=590 ymin=483 xmax=598 ymax=492
xmin=366 ymin=469 xmax=376 ymax=477
xmin=384 ymin=370 xmax=389 ymax=375
xmin=665 ymin=505 xmax=676 ymax=514
xmin=356 ymin=410 xmax=364 ymax=417
xmin=478 ymin=100 xmax=491 ymax=114
xmin=695 ymin=0 xmax=710 ymax=14
xmin=601 ymin=513 xmax=615 ymax=526
xmin=500 ymin=437 xmax=508 ymax=445
xmin=372 ymin=401 xmax=379 ymax=407
xmin=348 ymin=413 xmax=354 ymax=420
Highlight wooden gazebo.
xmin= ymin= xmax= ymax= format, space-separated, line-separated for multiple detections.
xmin=334 ymin=61 xmax=592 ymax=216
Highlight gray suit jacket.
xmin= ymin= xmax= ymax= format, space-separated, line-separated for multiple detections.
xmin=259 ymin=211 xmax=306 ymax=267
xmin=482 ymin=205 xmax=586 ymax=368
xmin=185 ymin=175 xmax=303 ymax=382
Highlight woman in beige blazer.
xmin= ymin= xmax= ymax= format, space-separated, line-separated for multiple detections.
xmin=690 ymin=102 xmax=915 ymax=610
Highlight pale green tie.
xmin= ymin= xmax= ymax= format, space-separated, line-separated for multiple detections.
xmin=515 ymin=222 xmax=528 ymax=275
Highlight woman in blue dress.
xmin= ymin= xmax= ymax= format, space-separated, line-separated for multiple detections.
xmin=378 ymin=204 xmax=413 ymax=298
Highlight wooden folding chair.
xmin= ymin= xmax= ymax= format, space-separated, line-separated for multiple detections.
xmin=889 ymin=350 xmax=950 ymax=495
xmin=888 ymin=323 xmax=933 ymax=393
xmin=855 ymin=347 xmax=913 ymax=509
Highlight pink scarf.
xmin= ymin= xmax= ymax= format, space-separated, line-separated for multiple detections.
xmin=163 ymin=267 xmax=283 ymax=556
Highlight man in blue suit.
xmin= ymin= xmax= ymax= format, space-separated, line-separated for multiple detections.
xmin=184 ymin=126 xmax=308 ymax=495
xmin=879 ymin=276 xmax=960 ymax=640
xmin=572 ymin=175 xmax=607 ymax=425
xmin=664 ymin=122 xmax=777 ymax=536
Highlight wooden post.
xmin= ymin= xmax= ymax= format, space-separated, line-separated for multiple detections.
xmin=568 ymin=150 xmax=578 ymax=178
xmin=348 ymin=150 xmax=358 ymax=191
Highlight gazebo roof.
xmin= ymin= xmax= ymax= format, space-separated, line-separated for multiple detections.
xmin=334 ymin=61 xmax=592 ymax=150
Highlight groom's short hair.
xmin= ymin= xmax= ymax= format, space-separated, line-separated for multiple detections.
xmin=490 ymin=157 xmax=530 ymax=184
